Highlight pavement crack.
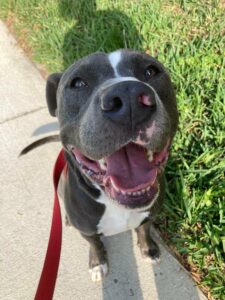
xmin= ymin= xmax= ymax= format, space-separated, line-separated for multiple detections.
xmin=0 ymin=106 xmax=46 ymax=125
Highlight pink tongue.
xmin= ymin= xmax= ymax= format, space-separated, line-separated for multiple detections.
xmin=105 ymin=143 xmax=157 ymax=190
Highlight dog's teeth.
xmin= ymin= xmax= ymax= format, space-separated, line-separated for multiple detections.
xmin=77 ymin=159 xmax=81 ymax=165
xmin=111 ymin=180 xmax=119 ymax=192
xmin=87 ymin=170 xmax=93 ymax=176
xmin=115 ymin=187 xmax=153 ymax=196
xmin=116 ymin=187 xmax=153 ymax=196
xmin=147 ymin=150 xmax=153 ymax=162
xmin=98 ymin=159 xmax=107 ymax=171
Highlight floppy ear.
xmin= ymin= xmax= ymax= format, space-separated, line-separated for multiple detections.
xmin=46 ymin=73 xmax=62 ymax=117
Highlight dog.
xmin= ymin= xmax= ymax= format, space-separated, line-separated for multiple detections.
xmin=24 ymin=49 xmax=178 ymax=282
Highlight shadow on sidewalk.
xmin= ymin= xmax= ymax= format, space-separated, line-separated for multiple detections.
xmin=102 ymin=232 xmax=144 ymax=299
xmin=101 ymin=229 xmax=203 ymax=300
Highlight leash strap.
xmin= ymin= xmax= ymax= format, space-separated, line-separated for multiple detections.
xmin=34 ymin=149 xmax=66 ymax=300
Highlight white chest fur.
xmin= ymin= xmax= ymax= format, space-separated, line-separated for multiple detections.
xmin=96 ymin=192 xmax=149 ymax=237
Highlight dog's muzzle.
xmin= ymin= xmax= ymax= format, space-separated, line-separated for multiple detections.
xmin=99 ymin=80 xmax=156 ymax=128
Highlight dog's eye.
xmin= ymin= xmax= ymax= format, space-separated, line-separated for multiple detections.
xmin=145 ymin=66 xmax=158 ymax=79
xmin=70 ymin=77 xmax=87 ymax=89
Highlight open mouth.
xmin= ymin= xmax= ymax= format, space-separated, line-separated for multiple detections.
xmin=67 ymin=142 xmax=170 ymax=209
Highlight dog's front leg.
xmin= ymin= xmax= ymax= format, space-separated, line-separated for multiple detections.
xmin=136 ymin=221 xmax=160 ymax=263
xmin=81 ymin=233 xmax=108 ymax=282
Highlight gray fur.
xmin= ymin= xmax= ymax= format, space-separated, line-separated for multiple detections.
xmin=45 ymin=49 xmax=179 ymax=281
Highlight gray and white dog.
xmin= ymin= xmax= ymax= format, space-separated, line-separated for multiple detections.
xmin=44 ymin=49 xmax=178 ymax=282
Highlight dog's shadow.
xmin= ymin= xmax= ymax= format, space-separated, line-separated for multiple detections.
xmin=101 ymin=229 xmax=203 ymax=300
xmin=102 ymin=231 xmax=144 ymax=299
xmin=58 ymin=0 xmax=143 ymax=69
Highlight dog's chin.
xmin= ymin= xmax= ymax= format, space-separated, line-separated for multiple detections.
xmin=103 ymin=179 xmax=160 ymax=211
xmin=66 ymin=141 xmax=169 ymax=210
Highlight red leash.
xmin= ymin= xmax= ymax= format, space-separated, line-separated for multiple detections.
xmin=34 ymin=149 xmax=66 ymax=300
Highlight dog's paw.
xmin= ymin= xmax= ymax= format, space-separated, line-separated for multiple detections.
xmin=140 ymin=244 xmax=161 ymax=264
xmin=89 ymin=263 xmax=108 ymax=283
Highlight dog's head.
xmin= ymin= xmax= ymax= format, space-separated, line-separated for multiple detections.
xmin=47 ymin=50 xmax=178 ymax=210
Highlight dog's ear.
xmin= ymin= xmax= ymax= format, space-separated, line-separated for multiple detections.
xmin=46 ymin=73 xmax=62 ymax=117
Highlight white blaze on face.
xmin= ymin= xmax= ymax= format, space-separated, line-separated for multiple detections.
xmin=108 ymin=50 xmax=122 ymax=77
xmin=107 ymin=50 xmax=169 ymax=147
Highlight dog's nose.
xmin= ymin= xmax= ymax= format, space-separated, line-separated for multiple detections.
xmin=100 ymin=81 xmax=156 ymax=127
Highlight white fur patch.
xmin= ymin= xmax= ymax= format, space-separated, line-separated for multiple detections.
xmin=96 ymin=191 xmax=150 ymax=236
xmin=108 ymin=50 xmax=122 ymax=77
xmin=89 ymin=263 xmax=108 ymax=282
xmin=150 ymin=256 xmax=161 ymax=264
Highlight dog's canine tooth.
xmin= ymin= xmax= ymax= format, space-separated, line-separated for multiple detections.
xmin=98 ymin=158 xmax=107 ymax=171
xmin=147 ymin=150 xmax=153 ymax=162
xmin=111 ymin=179 xmax=119 ymax=192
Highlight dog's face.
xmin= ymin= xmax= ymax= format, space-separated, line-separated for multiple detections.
xmin=47 ymin=50 xmax=178 ymax=210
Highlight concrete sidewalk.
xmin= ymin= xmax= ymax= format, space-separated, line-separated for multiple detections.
xmin=0 ymin=21 xmax=207 ymax=300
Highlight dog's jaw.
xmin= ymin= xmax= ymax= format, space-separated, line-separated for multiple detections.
xmin=66 ymin=139 xmax=170 ymax=210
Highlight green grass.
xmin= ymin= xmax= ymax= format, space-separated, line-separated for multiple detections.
xmin=1 ymin=0 xmax=224 ymax=298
